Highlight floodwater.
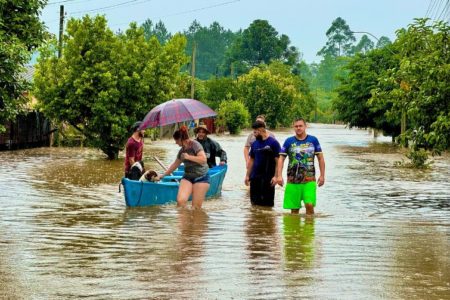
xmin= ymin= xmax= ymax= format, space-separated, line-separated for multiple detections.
xmin=0 ymin=124 xmax=449 ymax=299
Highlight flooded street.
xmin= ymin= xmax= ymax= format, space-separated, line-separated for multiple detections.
xmin=0 ymin=124 xmax=449 ymax=299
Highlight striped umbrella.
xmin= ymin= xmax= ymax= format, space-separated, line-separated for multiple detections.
xmin=139 ymin=98 xmax=217 ymax=129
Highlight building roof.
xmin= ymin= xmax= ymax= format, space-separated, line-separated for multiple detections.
xmin=21 ymin=65 xmax=35 ymax=83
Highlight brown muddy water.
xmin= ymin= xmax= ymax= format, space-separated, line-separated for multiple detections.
xmin=0 ymin=124 xmax=449 ymax=299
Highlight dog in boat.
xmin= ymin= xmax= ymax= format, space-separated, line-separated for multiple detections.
xmin=139 ymin=170 xmax=158 ymax=182
xmin=128 ymin=160 xmax=145 ymax=180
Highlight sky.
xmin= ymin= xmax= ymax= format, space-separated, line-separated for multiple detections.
xmin=40 ymin=0 xmax=443 ymax=63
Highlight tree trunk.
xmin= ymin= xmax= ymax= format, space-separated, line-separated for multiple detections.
xmin=104 ymin=146 xmax=119 ymax=160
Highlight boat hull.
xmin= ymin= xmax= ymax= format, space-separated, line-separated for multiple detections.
xmin=122 ymin=165 xmax=227 ymax=207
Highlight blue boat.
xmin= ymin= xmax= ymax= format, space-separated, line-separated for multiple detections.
xmin=121 ymin=165 xmax=227 ymax=207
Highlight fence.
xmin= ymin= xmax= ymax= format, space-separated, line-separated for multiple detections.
xmin=0 ymin=111 xmax=52 ymax=150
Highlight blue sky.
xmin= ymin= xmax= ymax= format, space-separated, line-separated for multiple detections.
xmin=41 ymin=0 xmax=439 ymax=63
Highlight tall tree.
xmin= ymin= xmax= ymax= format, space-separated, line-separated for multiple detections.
xmin=223 ymin=19 xmax=299 ymax=76
xmin=318 ymin=17 xmax=355 ymax=57
xmin=0 ymin=0 xmax=47 ymax=133
xmin=376 ymin=36 xmax=392 ymax=48
xmin=141 ymin=19 xmax=172 ymax=44
xmin=184 ymin=20 xmax=237 ymax=79
xmin=34 ymin=16 xmax=187 ymax=159
xmin=353 ymin=34 xmax=374 ymax=54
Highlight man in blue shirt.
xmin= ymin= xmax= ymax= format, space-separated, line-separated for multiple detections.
xmin=276 ymin=118 xmax=325 ymax=215
xmin=245 ymin=121 xmax=281 ymax=207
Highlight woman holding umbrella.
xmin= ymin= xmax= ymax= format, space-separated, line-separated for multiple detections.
xmin=156 ymin=126 xmax=210 ymax=209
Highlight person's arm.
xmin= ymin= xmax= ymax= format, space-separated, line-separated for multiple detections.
xmin=214 ymin=141 xmax=227 ymax=165
xmin=271 ymin=157 xmax=279 ymax=186
xmin=276 ymin=155 xmax=286 ymax=186
xmin=245 ymin=157 xmax=254 ymax=186
xmin=317 ymin=153 xmax=325 ymax=187
xmin=156 ymin=159 xmax=182 ymax=181
xmin=182 ymin=150 xmax=207 ymax=165
xmin=244 ymin=147 xmax=250 ymax=167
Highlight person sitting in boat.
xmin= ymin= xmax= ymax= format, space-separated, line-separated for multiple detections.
xmin=194 ymin=124 xmax=227 ymax=168
xmin=155 ymin=125 xmax=210 ymax=209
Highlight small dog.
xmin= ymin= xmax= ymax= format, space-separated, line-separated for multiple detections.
xmin=140 ymin=170 xmax=158 ymax=182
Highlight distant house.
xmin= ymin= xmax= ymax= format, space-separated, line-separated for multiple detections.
xmin=0 ymin=65 xmax=52 ymax=150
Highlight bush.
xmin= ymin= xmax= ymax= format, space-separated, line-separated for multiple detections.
xmin=217 ymin=100 xmax=249 ymax=134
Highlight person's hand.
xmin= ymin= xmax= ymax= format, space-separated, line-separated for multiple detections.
xmin=276 ymin=176 xmax=284 ymax=187
xmin=155 ymin=174 xmax=164 ymax=182
xmin=317 ymin=175 xmax=325 ymax=187
xmin=270 ymin=177 xmax=277 ymax=186
xmin=244 ymin=175 xmax=250 ymax=186
xmin=219 ymin=161 xmax=226 ymax=166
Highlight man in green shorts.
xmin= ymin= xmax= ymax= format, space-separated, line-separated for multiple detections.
xmin=276 ymin=118 xmax=325 ymax=215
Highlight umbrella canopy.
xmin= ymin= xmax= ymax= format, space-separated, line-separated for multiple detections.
xmin=139 ymin=98 xmax=217 ymax=129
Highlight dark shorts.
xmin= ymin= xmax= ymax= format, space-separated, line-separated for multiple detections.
xmin=250 ymin=177 xmax=275 ymax=207
xmin=182 ymin=174 xmax=210 ymax=184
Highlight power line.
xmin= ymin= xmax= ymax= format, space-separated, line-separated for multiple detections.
xmin=425 ymin=0 xmax=434 ymax=17
xmin=47 ymin=0 xmax=94 ymax=5
xmin=161 ymin=0 xmax=240 ymax=18
xmin=109 ymin=0 xmax=240 ymax=28
xmin=69 ymin=0 xmax=143 ymax=15
xmin=437 ymin=0 xmax=450 ymax=21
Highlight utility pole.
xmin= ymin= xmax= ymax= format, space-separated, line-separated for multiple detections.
xmin=58 ymin=5 xmax=65 ymax=58
xmin=190 ymin=41 xmax=196 ymax=99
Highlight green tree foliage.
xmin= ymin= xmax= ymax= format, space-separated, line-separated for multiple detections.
xmin=376 ymin=36 xmax=392 ymax=48
xmin=353 ymin=34 xmax=374 ymax=54
xmin=372 ymin=19 xmax=450 ymax=153
xmin=334 ymin=45 xmax=400 ymax=136
xmin=318 ymin=17 xmax=356 ymax=57
xmin=238 ymin=62 xmax=314 ymax=128
xmin=0 ymin=0 xmax=47 ymax=133
xmin=216 ymin=99 xmax=249 ymax=134
xmin=223 ymin=20 xmax=299 ymax=76
xmin=184 ymin=20 xmax=237 ymax=80
xmin=141 ymin=19 xmax=172 ymax=44
xmin=202 ymin=77 xmax=238 ymax=110
xmin=34 ymin=15 xmax=187 ymax=159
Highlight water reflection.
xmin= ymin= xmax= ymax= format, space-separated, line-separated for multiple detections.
xmin=245 ymin=207 xmax=279 ymax=264
xmin=171 ymin=208 xmax=208 ymax=275
xmin=283 ymin=215 xmax=316 ymax=271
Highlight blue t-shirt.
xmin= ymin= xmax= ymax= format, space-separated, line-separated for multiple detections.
xmin=280 ymin=135 xmax=322 ymax=183
xmin=249 ymin=136 xmax=281 ymax=180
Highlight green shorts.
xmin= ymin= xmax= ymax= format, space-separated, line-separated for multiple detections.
xmin=283 ymin=181 xmax=317 ymax=209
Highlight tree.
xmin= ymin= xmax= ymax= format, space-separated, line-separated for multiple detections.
xmin=34 ymin=16 xmax=187 ymax=159
xmin=376 ymin=36 xmax=392 ymax=48
xmin=216 ymin=99 xmax=249 ymax=134
xmin=223 ymin=20 xmax=299 ymax=76
xmin=141 ymin=19 xmax=172 ymax=44
xmin=372 ymin=19 xmax=450 ymax=153
xmin=238 ymin=62 xmax=314 ymax=128
xmin=0 ymin=0 xmax=47 ymax=133
xmin=334 ymin=46 xmax=400 ymax=136
xmin=353 ymin=34 xmax=374 ymax=54
xmin=184 ymin=20 xmax=237 ymax=79
xmin=202 ymin=77 xmax=239 ymax=110
xmin=318 ymin=17 xmax=355 ymax=57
